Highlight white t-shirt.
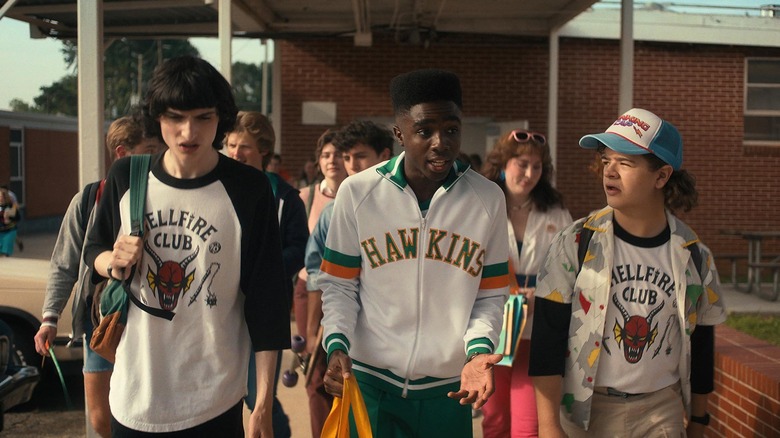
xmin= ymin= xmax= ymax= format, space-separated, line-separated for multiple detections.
xmin=595 ymin=225 xmax=681 ymax=394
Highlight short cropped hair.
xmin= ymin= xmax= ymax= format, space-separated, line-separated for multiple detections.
xmin=333 ymin=120 xmax=394 ymax=157
xmin=229 ymin=111 xmax=276 ymax=168
xmin=390 ymin=69 xmax=462 ymax=114
xmin=142 ymin=56 xmax=238 ymax=149
xmin=106 ymin=116 xmax=145 ymax=160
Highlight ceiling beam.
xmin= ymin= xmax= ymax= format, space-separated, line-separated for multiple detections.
xmin=8 ymin=0 xmax=210 ymax=15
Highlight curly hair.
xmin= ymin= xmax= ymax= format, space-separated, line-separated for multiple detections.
xmin=593 ymin=145 xmax=698 ymax=213
xmin=481 ymin=131 xmax=564 ymax=212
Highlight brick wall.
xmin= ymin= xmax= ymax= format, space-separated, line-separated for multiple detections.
xmin=278 ymin=34 xmax=780 ymax=270
xmin=710 ymin=325 xmax=780 ymax=437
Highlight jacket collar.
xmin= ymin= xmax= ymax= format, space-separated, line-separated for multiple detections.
xmin=376 ymin=151 xmax=471 ymax=192
xmin=584 ymin=206 xmax=700 ymax=249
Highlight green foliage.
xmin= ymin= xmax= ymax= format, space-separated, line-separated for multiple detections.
xmin=232 ymin=61 xmax=272 ymax=112
xmin=725 ymin=313 xmax=780 ymax=346
xmin=9 ymin=99 xmax=34 ymax=113
xmin=12 ymin=39 xmax=270 ymax=118
xmin=33 ymin=75 xmax=78 ymax=116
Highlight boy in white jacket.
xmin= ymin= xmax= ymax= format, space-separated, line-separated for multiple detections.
xmin=319 ymin=69 xmax=509 ymax=437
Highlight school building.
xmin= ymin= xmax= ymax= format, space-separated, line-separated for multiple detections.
xmin=2 ymin=6 xmax=779 ymax=271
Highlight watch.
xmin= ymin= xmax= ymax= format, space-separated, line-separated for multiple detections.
xmin=465 ymin=352 xmax=483 ymax=363
xmin=690 ymin=412 xmax=710 ymax=426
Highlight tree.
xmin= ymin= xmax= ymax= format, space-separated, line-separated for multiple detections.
xmin=13 ymin=39 xmax=199 ymax=117
xmin=9 ymin=99 xmax=34 ymax=113
xmin=232 ymin=61 xmax=272 ymax=112
xmin=33 ymin=75 xmax=79 ymax=116
xmin=63 ymin=39 xmax=200 ymax=118
xmin=14 ymin=39 xmax=270 ymax=118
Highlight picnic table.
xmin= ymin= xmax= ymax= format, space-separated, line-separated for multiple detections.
xmin=720 ymin=230 xmax=780 ymax=301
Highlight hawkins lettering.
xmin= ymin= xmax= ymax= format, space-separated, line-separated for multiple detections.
xmin=361 ymin=227 xmax=484 ymax=277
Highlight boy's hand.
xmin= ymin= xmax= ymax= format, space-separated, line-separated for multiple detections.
xmin=323 ymin=350 xmax=352 ymax=397
xmin=447 ymin=353 xmax=502 ymax=409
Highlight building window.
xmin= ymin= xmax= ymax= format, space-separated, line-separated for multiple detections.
xmin=9 ymin=128 xmax=24 ymax=206
xmin=745 ymin=58 xmax=780 ymax=146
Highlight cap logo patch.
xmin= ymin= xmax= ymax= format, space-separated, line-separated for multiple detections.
xmin=613 ymin=114 xmax=651 ymax=137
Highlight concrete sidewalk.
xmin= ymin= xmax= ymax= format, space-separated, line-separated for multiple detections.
xmin=17 ymin=231 xmax=780 ymax=313
xmin=11 ymin=231 xmax=780 ymax=437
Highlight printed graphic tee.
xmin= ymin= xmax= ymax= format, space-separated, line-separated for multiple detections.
xmin=594 ymin=223 xmax=681 ymax=394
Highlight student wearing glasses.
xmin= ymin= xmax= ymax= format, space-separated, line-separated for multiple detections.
xmin=480 ymin=129 xmax=572 ymax=437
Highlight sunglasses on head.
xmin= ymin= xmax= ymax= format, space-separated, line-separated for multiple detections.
xmin=509 ymin=130 xmax=546 ymax=145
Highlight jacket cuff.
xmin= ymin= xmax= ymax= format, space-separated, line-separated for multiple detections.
xmin=466 ymin=337 xmax=494 ymax=357
xmin=324 ymin=333 xmax=350 ymax=362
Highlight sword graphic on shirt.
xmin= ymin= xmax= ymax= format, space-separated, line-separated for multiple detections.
xmin=188 ymin=262 xmax=221 ymax=307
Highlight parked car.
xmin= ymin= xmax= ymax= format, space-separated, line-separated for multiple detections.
xmin=0 ymin=258 xmax=82 ymax=376
xmin=0 ymin=318 xmax=40 ymax=432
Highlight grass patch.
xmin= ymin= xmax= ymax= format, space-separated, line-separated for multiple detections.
xmin=724 ymin=313 xmax=780 ymax=347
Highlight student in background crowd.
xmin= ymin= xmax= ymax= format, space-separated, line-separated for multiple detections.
xmin=302 ymin=119 xmax=394 ymax=437
xmin=225 ymin=110 xmax=309 ymax=438
xmin=293 ymin=130 xmax=347 ymax=351
xmin=480 ymin=129 xmax=572 ymax=437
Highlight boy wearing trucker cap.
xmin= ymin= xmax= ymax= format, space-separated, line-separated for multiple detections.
xmin=529 ymin=108 xmax=726 ymax=437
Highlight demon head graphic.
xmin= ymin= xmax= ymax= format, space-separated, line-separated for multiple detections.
xmin=612 ymin=294 xmax=664 ymax=364
xmin=145 ymin=241 xmax=199 ymax=311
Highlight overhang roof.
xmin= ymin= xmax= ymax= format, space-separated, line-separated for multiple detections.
xmin=1 ymin=0 xmax=600 ymax=41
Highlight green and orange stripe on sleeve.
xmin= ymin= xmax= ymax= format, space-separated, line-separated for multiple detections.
xmin=479 ymin=261 xmax=509 ymax=289
xmin=320 ymin=247 xmax=361 ymax=279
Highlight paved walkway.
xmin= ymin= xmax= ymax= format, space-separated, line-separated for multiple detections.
xmin=9 ymin=231 xmax=780 ymax=437
xmin=16 ymin=231 xmax=780 ymax=314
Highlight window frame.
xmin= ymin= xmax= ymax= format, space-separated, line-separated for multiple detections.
xmin=744 ymin=57 xmax=780 ymax=147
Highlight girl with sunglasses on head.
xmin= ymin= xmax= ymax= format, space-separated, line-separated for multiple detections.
xmin=480 ymin=129 xmax=572 ymax=437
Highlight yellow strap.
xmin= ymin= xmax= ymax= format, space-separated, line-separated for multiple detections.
xmin=321 ymin=375 xmax=374 ymax=438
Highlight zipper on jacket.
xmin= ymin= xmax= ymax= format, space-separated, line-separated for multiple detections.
xmin=402 ymin=195 xmax=428 ymax=398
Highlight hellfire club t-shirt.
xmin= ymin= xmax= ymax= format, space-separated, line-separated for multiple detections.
xmin=594 ymin=221 xmax=681 ymax=394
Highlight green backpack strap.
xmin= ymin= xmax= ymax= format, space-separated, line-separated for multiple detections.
xmin=127 ymin=155 xmax=174 ymax=321
xmin=129 ymin=155 xmax=151 ymax=238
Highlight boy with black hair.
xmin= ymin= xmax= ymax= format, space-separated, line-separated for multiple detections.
xmin=319 ymin=70 xmax=509 ymax=437
xmin=84 ymin=56 xmax=290 ymax=436
xmin=530 ymin=108 xmax=726 ymax=438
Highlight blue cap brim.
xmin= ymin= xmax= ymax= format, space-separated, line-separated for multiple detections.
xmin=579 ymin=133 xmax=651 ymax=156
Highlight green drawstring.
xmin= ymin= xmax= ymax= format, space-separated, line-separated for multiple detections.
xmin=47 ymin=346 xmax=73 ymax=410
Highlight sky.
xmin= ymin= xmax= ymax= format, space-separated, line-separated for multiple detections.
xmin=0 ymin=1 xmax=773 ymax=111
xmin=0 ymin=17 xmax=273 ymax=111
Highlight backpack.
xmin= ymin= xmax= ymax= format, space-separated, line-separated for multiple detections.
xmin=576 ymin=222 xmax=704 ymax=279
xmin=79 ymin=180 xmax=104 ymax=233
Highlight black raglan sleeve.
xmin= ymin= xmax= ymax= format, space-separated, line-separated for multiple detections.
xmin=83 ymin=157 xmax=132 ymax=282
xmin=280 ymin=188 xmax=309 ymax=279
xmin=229 ymin=164 xmax=291 ymax=352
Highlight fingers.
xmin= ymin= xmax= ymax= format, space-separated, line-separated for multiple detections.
xmin=33 ymin=327 xmax=55 ymax=356
xmin=111 ymin=235 xmax=144 ymax=278
xmin=323 ymin=367 xmax=345 ymax=397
